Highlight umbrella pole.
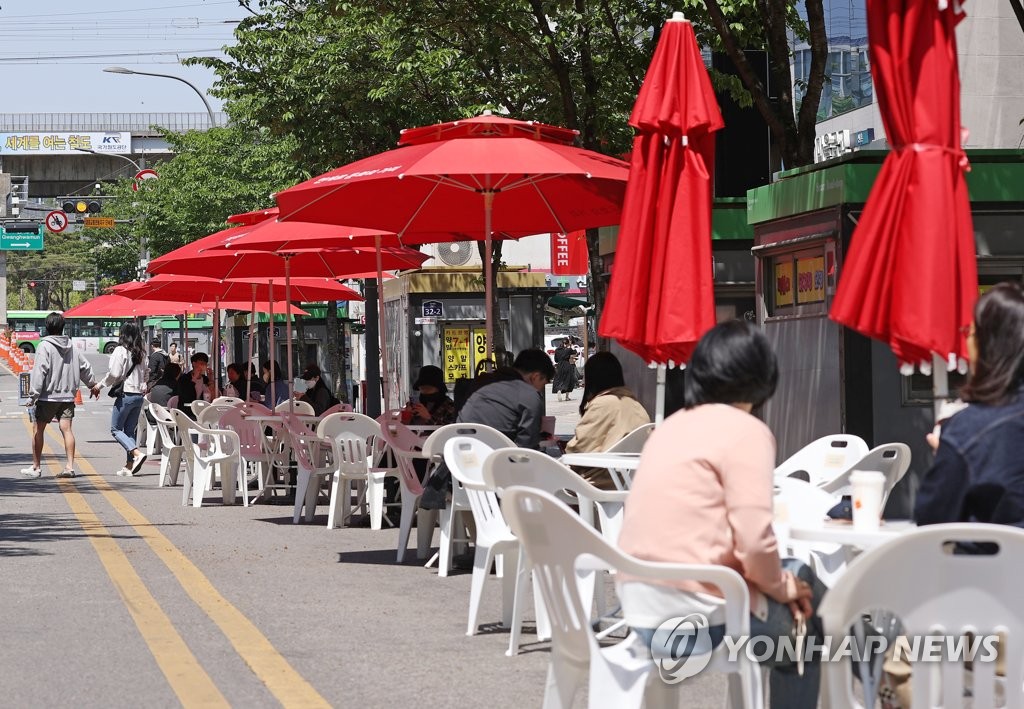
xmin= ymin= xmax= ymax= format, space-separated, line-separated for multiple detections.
xmin=654 ymin=363 xmax=667 ymax=424
xmin=285 ymin=256 xmax=294 ymax=412
xmin=268 ymin=283 xmax=276 ymax=407
xmin=247 ymin=283 xmax=256 ymax=401
xmin=213 ymin=297 xmax=221 ymax=399
xmin=932 ymin=352 xmax=950 ymax=423
xmin=184 ymin=312 xmax=189 ymax=362
xmin=484 ymin=191 xmax=495 ymax=360
xmin=375 ymin=233 xmax=391 ymax=412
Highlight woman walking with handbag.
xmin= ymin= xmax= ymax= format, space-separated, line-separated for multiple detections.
xmin=100 ymin=321 xmax=149 ymax=476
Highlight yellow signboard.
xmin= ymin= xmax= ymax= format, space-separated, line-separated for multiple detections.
xmin=796 ymin=256 xmax=826 ymax=304
xmin=471 ymin=329 xmax=489 ymax=372
xmin=443 ymin=327 xmax=471 ymax=382
xmin=84 ymin=217 xmax=116 ymax=228
xmin=775 ymin=260 xmax=794 ymax=307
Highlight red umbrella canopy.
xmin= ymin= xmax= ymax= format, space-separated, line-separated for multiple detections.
xmin=214 ymin=210 xmax=527 ymax=252
xmin=273 ymin=112 xmax=629 ymax=236
xmin=226 ymin=207 xmax=278 ymax=226
xmin=112 ymin=274 xmax=363 ymax=303
xmin=598 ymin=15 xmax=724 ymax=364
xmin=398 ymin=113 xmax=580 ymax=145
xmin=63 ymin=294 xmax=210 ymax=317
xmin=830 ymin=0 xmax=975 ymax=366
xmin=146 ymin=224 xmax=428 ymax=279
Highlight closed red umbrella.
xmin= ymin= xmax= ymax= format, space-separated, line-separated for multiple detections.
xmin=598 ymin=13 xmax=723 ymax=417
xmin=274 ymin=112 xmax=629 ymax=358
xmin=830 ymin=0 xmax=975 ymax=369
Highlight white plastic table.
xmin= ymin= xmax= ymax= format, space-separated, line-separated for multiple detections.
xmin=787 ymin=519 xmax=917 ymax=550
xmin=559 ymin=452 xmax=642 ymax=490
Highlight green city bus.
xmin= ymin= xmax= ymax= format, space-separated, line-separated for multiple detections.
xmin=6 ymin=310 xmax=130 ymax=354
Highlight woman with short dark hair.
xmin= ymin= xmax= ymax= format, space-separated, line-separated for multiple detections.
xmin=916 ymin=282 xmax=1024 ymax=527
xmin=617 ymin=320 xmax=823 ymax=709
xmin=100 ymin=321 xmax=149 ymax=476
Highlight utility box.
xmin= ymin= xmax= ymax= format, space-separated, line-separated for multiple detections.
xmin=748 ymin=149 xmax=1024 ymax=516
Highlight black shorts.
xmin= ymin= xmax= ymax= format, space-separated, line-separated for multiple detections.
xmin=34 ymin=401 xmax=75 ymax=423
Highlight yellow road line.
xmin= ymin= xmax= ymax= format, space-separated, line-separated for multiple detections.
xmin=42 ymin=424 xmax=331 ymax=708
xmin=28 ymin=420 xmax=229 ymax=708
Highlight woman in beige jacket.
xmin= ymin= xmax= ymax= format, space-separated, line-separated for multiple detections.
xmin=565 ymin=352 xmax=650 ymax=488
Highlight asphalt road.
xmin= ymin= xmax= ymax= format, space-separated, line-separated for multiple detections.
xmin=0 ymin=356 xmax=725 ymax=708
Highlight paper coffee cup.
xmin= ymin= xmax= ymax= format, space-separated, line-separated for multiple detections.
xmin=850 ymin=470 xmax=886 ymax=532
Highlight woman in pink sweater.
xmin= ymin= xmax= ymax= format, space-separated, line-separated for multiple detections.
xmin=617 ymin=320 xmax=824 ymax=708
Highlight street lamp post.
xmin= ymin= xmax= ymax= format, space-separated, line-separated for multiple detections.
xmin=76 ymin=148 xmax=143 ymax=172
xmin=103 ymin=66 xmax=217 ymax=125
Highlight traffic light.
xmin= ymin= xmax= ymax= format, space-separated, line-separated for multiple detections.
xmin=61 ymin=199 xmax=101 ymax=214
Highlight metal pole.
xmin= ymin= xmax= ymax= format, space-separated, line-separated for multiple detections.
xmin=375 ymin=234 xmax=391 ymax=410
xmin=103 ymin=67 xmax=216 ymax=124
xmin=268 ymin=282 xmax=276 ymax=407
xmin=483 ymin=190 xmax=495 ymax=359
xmin=284 ymin=256 xmax=294 ymax=412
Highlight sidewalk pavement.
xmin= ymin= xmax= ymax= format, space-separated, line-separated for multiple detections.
xmin=0 ymin=363 xmax=727 ymax=707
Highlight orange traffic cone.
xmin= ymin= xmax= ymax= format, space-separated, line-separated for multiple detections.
xmin=74 ymin=388 xmax=84 ymax=406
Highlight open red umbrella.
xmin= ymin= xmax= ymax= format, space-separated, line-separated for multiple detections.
xmin=63 ymin=294 xmax=210 ymax=317
xmin=830 ymin=0 xmax=975 ymax=373
xmin=147 ymin=225 xmax=426 ymax=400
xmin=113 ymin=274 xmax=363 ymax=304
xmin=274 ymin=112 xmax=629 ymax=358
xmin=597 ymin=13 xmax=723 ymax=419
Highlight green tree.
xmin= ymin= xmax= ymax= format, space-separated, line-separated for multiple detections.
xmin=193 ymin=0 xmax=828 ymax=329
xmin=6 ymin=230 xmax=98 ymax=311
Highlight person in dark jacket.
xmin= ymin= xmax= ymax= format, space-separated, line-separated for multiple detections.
xmin=296 ymin=364 xmax=338 ymax=416
xmin=175 ymin=352 xmax=211 ymax=420
xmin=404 ymin=365 xmax=457 ymax=426
xmin=262 ymin=359 xmax=289 ymax=407
xmin=146 ymin=339 xmax=169 ymax=391
xmin=457 ymin=349 xmax=554 ymax=449
xmin=915 ymin=282 xmax=1024 ymax=528
xmin=552 ymin=352 xmax=581 ymax=401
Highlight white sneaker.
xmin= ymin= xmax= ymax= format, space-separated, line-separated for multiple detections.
xmin=115 ymin=467 xmax=131 ymax=477
xmin=20 ymin=466 xmax=42 ymax=479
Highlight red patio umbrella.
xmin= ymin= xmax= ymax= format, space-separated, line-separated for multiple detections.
xmin=113 ymin=274 xmax=363 ymax=304
xmin=830 ymin=0 xmax=975 ymax=376
xmin=147 ymin=226 xmax=425 ymax=401
xmin=274 ymin=112 xmax=629 ymax=359
xmin=597 ymin=13 xmax=724 ymax=419
xmin=63 ymin=294 xmax=210 ymax=317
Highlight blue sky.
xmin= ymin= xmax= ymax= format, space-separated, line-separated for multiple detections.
xmin=1 ymin=0 xmax=247 ymax=114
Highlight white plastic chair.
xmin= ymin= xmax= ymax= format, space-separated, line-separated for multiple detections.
xmin=773 ymin=477 xmax=849 ymax=585
xmin=774 ymin=434 xmax=869 ymax=487
xmin=167 ymin=395 xmax=179 ymax=410
xmin=197 ymin=402 xmax=240 ymax=429
xmin=422 ymin=423 xmax=515 ymax=576
xmin=317 ymin=412 xmax=388 ymax=529
xmin=503 ymin=487 xmax=763 ymax=709
xmin=378 ymin=419 xmax=434 ymax=563
xmin=171 ymin=408 xmax=245 ymax=507
xmin=212 ymin=396 xmax=244 ymax=406
xmin=818 ymin=523 xmax=1024 ymax=709
xmin=320 ymin=402 xmax=354 ymax=417
xmin=485 ymin=448 xmax=629 ymax=656
xmin=137 ymin=395 xmax=161 ymax=457
xmin=287 ymin=419 xmax=336 ymax=523
xmin=444 ymin=437 xmax=523 ymax=642
xmin=219 ymin=406 xmax=275 ymax=497
xmin=190 ymin=399 xmax=211 ymax=418
xmin=592 ymin=422 xmax=656 ymax=489
xmin=276 ymin=399 xmax=315 ymax=416
xmin=820 ymin=443 xmax=912 ymax=508
xmin=149 ymin=402 xmax=183 ymax=487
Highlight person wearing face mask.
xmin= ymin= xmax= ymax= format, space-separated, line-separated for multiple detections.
xmin=295 ymin=363 xmax=339 ymax=416
xmin=404 ymin=365 xmax=457 ymax=426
